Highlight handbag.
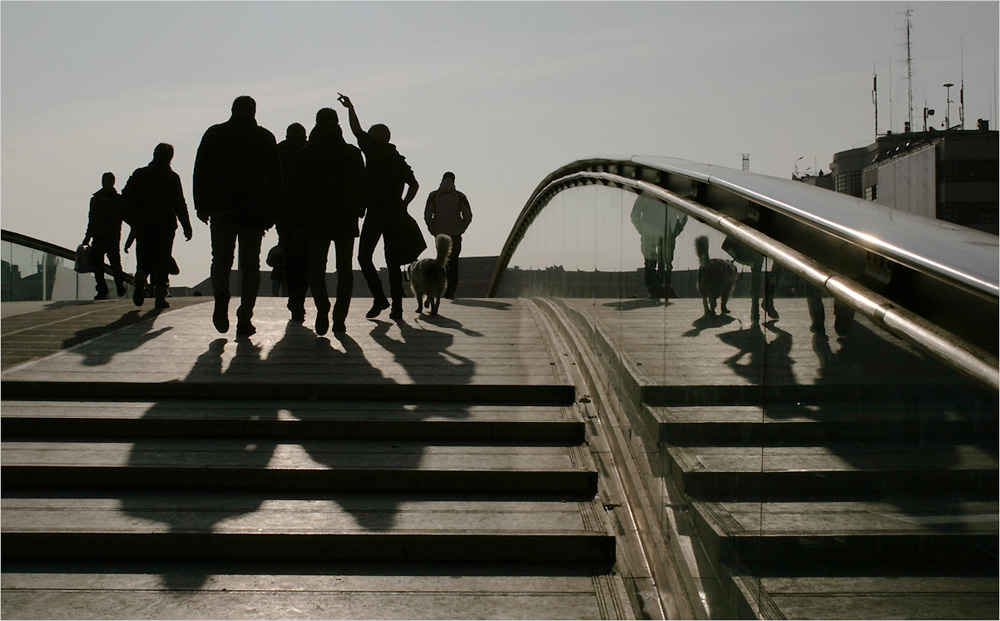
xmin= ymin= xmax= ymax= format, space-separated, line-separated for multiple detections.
xmin=387 ymin=212 xmax=427 ymax=266
xmin=74 ymin=244 xmax=94 ymax=273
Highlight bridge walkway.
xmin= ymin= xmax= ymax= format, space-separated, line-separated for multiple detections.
xmin=1 ymin=298 xmax=635 ymax=620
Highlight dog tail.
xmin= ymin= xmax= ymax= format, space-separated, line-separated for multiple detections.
xmin=434 ymin=234 xmax=452 ymax=265
xmin=694 ymin=235 xmax=711 ymax=265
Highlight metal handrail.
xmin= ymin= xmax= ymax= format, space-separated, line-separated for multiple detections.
xmin=1 ymin=228 xmax=136 ymax=286
xmin=488 ymin=168 xmax=998 ymax=391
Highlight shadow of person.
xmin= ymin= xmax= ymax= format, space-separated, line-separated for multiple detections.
xmin=602 ymin=298 xmax=663 ymax=311
xmin=120 ymin=337 xmax=278 ymax=590
xmin=65 ymin=308 xmax=171 ymax=366
xmin=682 ymin=312 xmax=737 ymax=338
xmin=448 ymin=298 xmax=512 ymax=311
xmin=274 ymin=321 xmax=406 ymax=531
xmin=716 ymin=321 xmax=795 ymax=389
xmin=415 ymin=312 xmax=484 ymax=337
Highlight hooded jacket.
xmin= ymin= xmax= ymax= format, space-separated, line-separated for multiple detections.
xmin=424 ymin=177 xmax=472 ymax=237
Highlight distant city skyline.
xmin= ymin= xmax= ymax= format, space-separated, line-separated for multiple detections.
xmin=3 ymin=1 xmax=997 ymax=287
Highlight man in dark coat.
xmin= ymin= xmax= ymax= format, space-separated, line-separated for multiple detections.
xmin=193 ymin=95 xmax=282 ymax=337
xmin=276 ymin=122 xmax=309 ymax=321
xmin=338 ymin=94 xmax=418 ymax=321
xmin=83 ymin=172 xmax=128 ymax=300
xmin=289 ymin=108 xmax=368 ymax=335
xmin=121 ymin=143 xmax=193 ymax=309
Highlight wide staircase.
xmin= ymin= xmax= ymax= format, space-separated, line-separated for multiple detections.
xmin=2 ymin=299 xmax=634 ymax=620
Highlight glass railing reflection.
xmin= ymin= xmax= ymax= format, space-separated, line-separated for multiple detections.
xmin=2 ymin=237 xmax=127 ymax=302
xmin=496 ymin=181 xmax=997 ymax=619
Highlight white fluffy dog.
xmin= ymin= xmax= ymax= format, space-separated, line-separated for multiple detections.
xmin=407 ymin=234 xmax=452 ymax=316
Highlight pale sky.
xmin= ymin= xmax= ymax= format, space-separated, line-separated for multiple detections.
xmin=3 ymin=1 xmax=997 ymax=287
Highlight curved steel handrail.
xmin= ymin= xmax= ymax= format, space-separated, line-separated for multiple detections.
xmin=2 ymin=228 xmax=136 ymax=286
xmin=489 ymin=160 xmax=998 ymax=391
xmin=2 ymin=229 xmax=78 ymax=261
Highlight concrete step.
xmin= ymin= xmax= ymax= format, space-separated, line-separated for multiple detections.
xmin=2 ymin=494 xmax=616 ymax=566
xmin=2 ymin=440 xmax=598 ymax=496
xmin=1 ymin=401 xmax=585 ymax=443
xmin=653 ymin=400 xmax=999 ymax=446
xmin=691 ymin=498 xmax=999 ymax=569
xmin=0 ymin=380 xmax=576 ymax=405
xmin=729 ymin=573 xmax=1000 ymax=620
xmin=666 ymin=443 xmax=999 ymax=499
xmin=0 ymin=562 xmax=631 ymax=620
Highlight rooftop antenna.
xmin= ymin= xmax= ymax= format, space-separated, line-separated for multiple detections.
xmin=889 ymin=54 xmax=894 ymax=132
xmin=960 ymin=39 xmax=965 ymax=129
xmin=944 ymin=83 xmax=954 ymax=128
xmin=903 ymin=8 xmax=915 ymax=132
xmin=873 ymin=64 xmax=879 ymax=138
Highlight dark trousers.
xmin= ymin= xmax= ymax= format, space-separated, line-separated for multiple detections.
xmin=280 ymin=230 xmax=308 ymax=313
xmin=209 ymin=213 xmax=265 ymax=324
xmin=308 ymin=234 xmax=355 ymax=325
xmin=359 ymin=216 xmax=404 ymax=309
xmin=90 ymin=238 xmax=124 ymax=296
xmin=135 ymin=228 xmax=175 ymax=289
xmin=445 ymin=234 xmax=462 ymax=296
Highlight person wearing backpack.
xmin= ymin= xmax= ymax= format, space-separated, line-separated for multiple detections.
xmin=424 ymin=172 xmax=472 ymax=299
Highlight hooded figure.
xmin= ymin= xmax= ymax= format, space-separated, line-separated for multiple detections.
xmin=630 ymin=194 xmax=687 ymax=300
xmin=424 ymin=171 xmax=472 ymax=298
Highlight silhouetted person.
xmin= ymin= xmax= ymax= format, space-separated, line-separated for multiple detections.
xmin=289 ymin=108 xmax=368 ymax=335
xmin=121 ymin=143 xmax=193 ymax=309
xmin=193 ymin=96 xmax=282 ymax=337
xmin=424 ymin=171 xmax=472 ymax=299
xmin=83 ymin=172 xmax=127 ymax=300
xmin=265 ymin=242 xmax=286 ymax=296
xmin=722 ymin=237 xmax=782 ymax=325
xmin=631 ymin=194 xmax=687 ymax=300
xmin=276 ymin=122 xmax=309 ymax=320
xmin=338 ymin=94 xmax=418 ymax=320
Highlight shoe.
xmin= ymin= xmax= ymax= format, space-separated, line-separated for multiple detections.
xmin=763 ymin=300 xmax=780 ymax=320
xmin=155 ymin=297 xmax=170 ymax=309
xmin=213 ymin=300 xmax=230 ymax=333
xmin=291 ymin=311 xmax=306 ymax=322
xmin=315 ymin=310 xmax=330 ymax=336
xmin=132 ymin=271 xmax=147 ymax=306
xmin=332 ymin=322 xmax=346 ymax=334
xmin=116 ymin=283 xmax=127 ymax=297
xmin=388 ymin=306 xmax=403 ymax=321
xmin=366 ymin=299 xmax=390 ymax=319
xmin=95 ymin=292 xmax=108 ymax=301
xmin=834 ymin=314 xmax=852 ymax=337
xmin=235 ymin=321 xmax=256 ymax=337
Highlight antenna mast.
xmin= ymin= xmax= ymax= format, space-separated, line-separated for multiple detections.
xmin=960 ymin=39 xmax=965 ymax=129
xmin=904 ymin=8 xmax=914 ymax=131
xmin=873 ymin=65 xmax=879 ymax=138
